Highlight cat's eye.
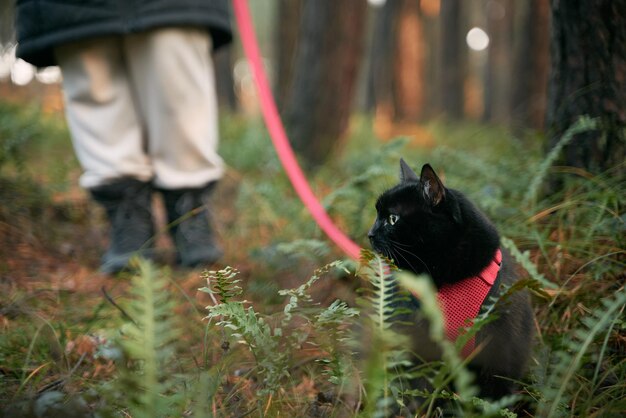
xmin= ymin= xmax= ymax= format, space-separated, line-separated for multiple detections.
xmin=388 ymin=214 xmax=399 ymax=226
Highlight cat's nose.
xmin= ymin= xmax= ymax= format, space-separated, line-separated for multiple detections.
xmin=367 ymin=226 xmax=375 ymax=239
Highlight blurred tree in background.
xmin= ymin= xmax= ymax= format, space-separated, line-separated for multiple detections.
xmin=511 ymin=0 xmax=550 ymax=131
xmin=279 ymin=0 xmax=367 ymax=167
xmin=365 ymin=0 xmax=399 ymax=116
xmin=439 ymin=0 xmax=465 ymax=120
xmin=274 ymin=0 xmax=302 ymax=110
xmin=2 ymin=0 xmax=624 ymax=174
xmin=547 ymin=0 xmax=626 ymax=175
xmin=0 ymin=0 xmax=14 ymax=46
xmin=365 ymin=0 xmax=426 ymax=124
xmin=391 ymin=0 xmax=426 ymax=123
xmin=214 ymin=47 xmax=237 ymax=112
xmin=483 ymin=0 xmax=513 ymax=124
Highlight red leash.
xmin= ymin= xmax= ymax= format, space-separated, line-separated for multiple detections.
xmin=232 ymin=0 xmax=361 ymax=259
xmin=234 ymin=1 xmax=501 ymax=358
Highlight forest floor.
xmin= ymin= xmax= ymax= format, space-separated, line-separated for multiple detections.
xmin=1 ymin=100 xmax=624 ymax=417
xmin=0 ymin=101 xmax=370 ymax=416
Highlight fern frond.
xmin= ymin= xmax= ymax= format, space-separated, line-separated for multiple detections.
xmin=315 ymin=299 xmax=359 ymax=385
xmin=278 ymin=260 xmax=343 ymax=325
xmin=209 ymin=302 xmax=289 ymax=394
xmin=523 ymin=116 xmax=598 ymax=208
xmin=192 ymin=369 xmax=221 ymax=418
xmin=357 ymin=250 xmax=414 ymax=417
xmin=434 ymin=147 xmax=497 ymax=181
xmin=358 ymin=249 xmax=410 ymax=332
xmin=206 ymin=303 xmax=273 ymax=350
xmin=397 ymin=272 xmax=477 ymax=406
xmin=316 ymin=299 xmax=359 ymax=327
xmin=275 ymin=239 xmax=331 ymax=261
xmin=115 ymin=259 xmax=182 ymax=418
xmin=199 ymin=266 xmax=242 ymax=304
xmin=538 ymin=287 xmax=626 ymax=418
xmin=501 ymin=236 xmax=558 ymax=290
xmin=470 ymin=395 xmax=521 ymax=418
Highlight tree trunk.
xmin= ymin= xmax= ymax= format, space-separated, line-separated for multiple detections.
xmin=547 ymin=0 xmax=626 ymax=174
xmin=483 ymin=0 xmax=514 ymax=123
xmin=284 ymin=0 xmax=367 ymax=167
xmin=527 ymin=0 xmax=550 ymax=130
xmin=510 ymin=0 xmax=550 ymax=131
xmin=0 ymin=0 xmax=15 ymax=45
xmin=421 ymin=2 xmax=440 ymax=120
xmin=214 ymin=47 xmax=237 ymax=112
xmin=392 ymin=0 xmax=425 ymax=122
xmin=439 ymin=0 xmax=465 ymax=119
xmin=274 ymin=0 xmax=303 ymax=111
xmin=365 ymin=1 xmax=400 ymax=113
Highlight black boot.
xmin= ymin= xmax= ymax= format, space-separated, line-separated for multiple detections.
xmin=160 ymin=183 xmax=223 ymax=267
xmin=90 ymin=178 xmax=155 ymax=274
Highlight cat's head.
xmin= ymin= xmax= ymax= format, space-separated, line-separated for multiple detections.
xmin=368 ymin=160 xmax=466 ymax=280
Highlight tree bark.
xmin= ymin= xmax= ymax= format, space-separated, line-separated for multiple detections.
xmin=284 ymin=0 xmax=367 ymax=167
xmin=439 ymin=0 xmax=465 ymax=119
xmin=547 ymin=0 xmax=626 ymax=174
xmin=483 ymin=0 xmax=514 ymax=123
xmin=365 ymin=1 xmax=400 ymax=113
xmin=392 ymin=0 xmax=425 ymax=122
xmin=214 ymin=47 xmax=237 ymax=112
xmin=0 ymin=0 xmax=15 ymax=46
xmin=274 ymin=0 xmax=303 ymax=111
xmin=511 ymin=0 xmax=550 ymax=131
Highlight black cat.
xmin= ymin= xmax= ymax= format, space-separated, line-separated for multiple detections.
xmin=368 ymin=160 xmax=534 ymax=399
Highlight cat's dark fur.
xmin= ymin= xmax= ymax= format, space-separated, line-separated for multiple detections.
xmin=368 ymin=160 xmax=534 ymax=399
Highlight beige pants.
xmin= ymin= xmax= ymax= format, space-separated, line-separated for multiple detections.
xmin=56 ymin=28 xmax=223 ymax=189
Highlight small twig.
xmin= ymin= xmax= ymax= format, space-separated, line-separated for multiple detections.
xmin=239 ymin=407 xmax=259 ymax=417
xmin=70 ymin=352 xmax=87 ymax=374
xmin=264 ymin=393 xmax=273 ymax=415
xmin=101 ymin=286 xmax=137 ymax=325
xmin=36 ymin=378 xmax=63 ymax=394
xmin=37 ymin=353 xmax=87 ymax=394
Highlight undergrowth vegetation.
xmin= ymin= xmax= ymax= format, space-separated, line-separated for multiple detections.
xmin=0 ymin=103 xmax=624 ymax=417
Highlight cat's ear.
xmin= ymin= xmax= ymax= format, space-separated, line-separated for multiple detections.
xmin=399 ymin=159 xmax=420 ymax=183
xmin=420 ymin=164 xmax=445 ymax=206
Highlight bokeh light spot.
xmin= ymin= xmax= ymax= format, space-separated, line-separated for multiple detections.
xmin=466 ymin=27 xmax=490 ymax=51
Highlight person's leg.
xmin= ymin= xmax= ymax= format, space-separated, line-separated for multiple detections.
xmin=88 ymin=178 xmax=155 ymax=273
xmin=125 ymin=28 xmax=223 ymax=267
xmin=56 ymin=38 xmax=155 ymax=273
xmin=55 ymin=37 xmax=153 ymax=188
xmin=125 ymin=27 xmax=223 ymax=189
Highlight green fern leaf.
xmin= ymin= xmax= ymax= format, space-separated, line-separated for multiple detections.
xmin=114 ymin=259 xmax=182 ymax=418
xmin=199 ymin=267 xmax=242 ymax=303
xmin=501 ymin=236 xmax=558 ymax=290
xmin=204 ymin=268 xmax=289 ymax=396
xmin=539 ymin=286 xmax=626 ymax=418
xmin=523 ymin=116 xmax=598 ymax=208
xmin=278 ymin=260 xmax=343 ymax=325
xmin=397 ymin=272 xmax=477 ymax=405
xmin=359 ymin=249 xmax=409 ymax=332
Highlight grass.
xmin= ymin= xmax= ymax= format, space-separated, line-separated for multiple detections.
xmin=0 ymin=101 xmax=624 ymax=417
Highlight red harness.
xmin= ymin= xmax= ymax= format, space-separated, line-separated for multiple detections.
xmin=436 ymin=249 xmax=502 ymax=357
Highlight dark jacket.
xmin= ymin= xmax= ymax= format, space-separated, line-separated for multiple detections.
xmin=15 ymin=0 xmax=233 ymax=67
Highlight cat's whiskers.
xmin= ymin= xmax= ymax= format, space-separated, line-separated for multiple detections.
xmin=390 ymin=244 xmax=432 ymax=277
xmin=389 ymin=247 xmax=420 ymax=276
xmin=388 ymin=239 xmax=412 ymax=249
xmin=389 ymin=247 xmax=419 ymax=274
xmin=374 ymin=243 xmax=392 ymax=263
